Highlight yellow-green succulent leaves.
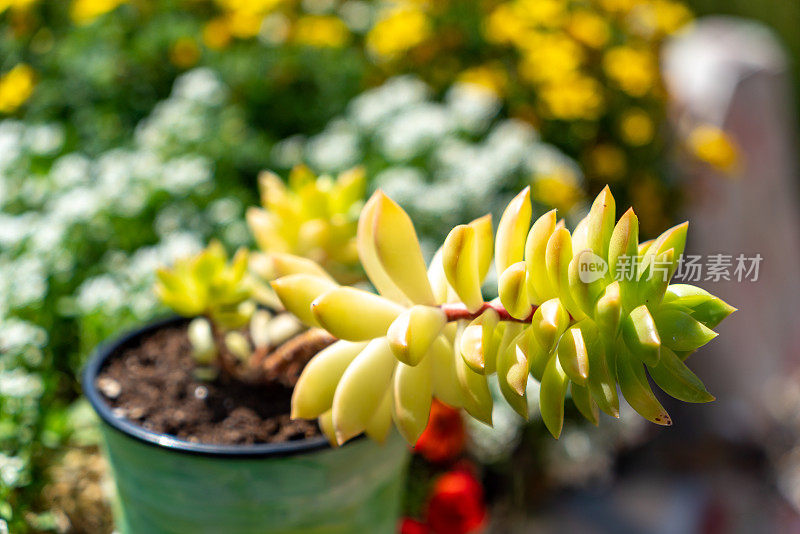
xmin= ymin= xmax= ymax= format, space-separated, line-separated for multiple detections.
xmin=530 ymin=298 xmax=570 ymax=353
xmin=546 ymin=227 xmax=585 ymax=320
xmin=638 ymin=249 xmax=675 ymax=310
xmin=442 ymin=224 xmax=484 ymax=312
xmin=663 ymin=285 xmax=736 ymax=328
xmin=496 ymin=324 xmax=528 ymax=418
xmin=429 ymin=335 xmax=464 ymax=408
xmin=583 ymin=327 xmax=620 ymax=418
xmin=262 ymin=252 xmax=337 ymax=282
xmin=608 ymin=208 xmax=640 ymax=311
xmin=525 ymin=209 xmax=558 ymax=304
xmin=498 ymin=262 xmax=531 ymax=320
xmin=292 ymin=340 xmax=367 ymax=419
xmin=469 ymin=214 xmax=494 ymax=283
xmin=648 ymin=346 xmax=714 ymax=403
xmin=370 ymin=191 xmax=437 ymax=306
xmin=622 ymin=304 xmax=661 ymax=366
xmin=392 ymin=355 xmax=433 ymax=444
xmin=155 ymin=242 xmax=253 ymax=330
xmin=387 ymin=305 xmax=447 ymax=366
xmin=365 ymin=390 xmax=393 ymax=444
xmin=332 ymin=338 xmax=397 ymax=444
xmin=248 ymin=166 xmax=364 ymax=284
xmin=594 ymin=281 xmax=622 ymax=339
xmin=585 ymin=185 xmax=616 ymax=262
xmin=540 ymin=354 xmax=570 ymax=438
xmin=571 ymin=383 xmax=599 ymax=426
xmin=642 ymin=222 xmax=688 ymax=278
xmin=495 ymin=187 xmax=532 ymax=276
xmin=459 ymin=309 xmax=500 ymax=374
xmin=653 ymin=308 xmax=718 ymax=352
xmin=311 ymin=287 xmax=404 ymax=341
xmin=557 ymin=326 xmax=590 ymax=386
xmin=569 ymin=249 xmax=608 ymax=317
xmin=455 ymin=332 xmax=494 ymax=425
xmin=271 ymin=274 xmax=338 ymax=327
xmin=616 ymin=342 xmax=672 ymax=426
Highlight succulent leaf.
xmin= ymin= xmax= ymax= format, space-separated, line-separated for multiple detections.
xmin=387 ymin=305 xmax=447 ymax=366
xmin=311 ymin=287 xmax=404 ymax=341
xmin=495 ymin=187 xmax=532 ymax=276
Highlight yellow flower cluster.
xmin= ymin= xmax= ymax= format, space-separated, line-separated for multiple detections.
xmin=70 ymin=0 xmax=126 ymax=25
xmin=366 ymin=5 xmax=432 ymax=60
xmin=0 ymin=64 xmax=35 ymax=114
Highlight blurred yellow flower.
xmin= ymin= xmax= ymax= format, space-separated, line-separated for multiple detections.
xmin=170 ymin=37 xmax=201 ymax=69
xmin=0 ymin=0 xmax=37 ymax=13
xmin=588 ymin=144 xmax=627 ymax=181
xmin=603 ymin=46 xmax=657 ymax=96
xmin=203 ymin=17 xmax=233 ymax=50
xmin=366 ymin=6 xmax=432 ymax=60
xmin=485 ymin=3 xmax=527 ymax=45
xmin=628 ymin=0 xmax=692 ymax=38
xmin=0 ymin=64 xmax=35 ymax=114
xmin=70 ymin=0 xmax=125 ymax=25
xmin=213 ymin=0 xmax=284 ymax=39
xmin=458 ymin=64 xmax=508 ymax=96
xmin=293 ymin=15 xmax=350 ymax=48
xmin=532 ymin=172 xmax=584 ymax=213
xmin=567 ymin=10 xmax=610 ymax=49
xmin=688 ymin=125 xmax=739 ymax=172
xmin=519 ymin=32 xmax=583 ymax=84
xmin=538 ymin=75 xmax=604 ymax=121
xmin=619 ymin=108 xmax=654 ymax=146
xmin=597 ymin=0 xmax=638 ymax=15
xmin=515 ymin=0 xmax=565 ymax=28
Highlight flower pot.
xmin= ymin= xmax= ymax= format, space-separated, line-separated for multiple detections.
xmin=83 ymin=317 xmax=410 ymax=534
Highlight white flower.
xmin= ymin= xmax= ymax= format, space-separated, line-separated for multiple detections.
xmin=377 ymin=103 xmax=453 ymax=161
xmin=349 ymin=75 xmax=429 ymax=130
xmin=50 ymin=153 xmax=92 ymax=190
xmin=172 ymin=68 xmax=227 ymax=106
xmin=76 ymin=275 xmax=126 ymax=315
xmin=445 ymin=83 xmax=501 ymax=134
xmin=306 ymin=120 xmax=361 ymax=172
xmin=0 ymin=369 xmax=44 ymax=399
xmin=24 ymin=123 xmax=65 ymax=156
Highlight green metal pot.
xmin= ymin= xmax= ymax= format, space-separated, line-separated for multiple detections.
xmin=83 ymin=318 xmax=410 ymax=534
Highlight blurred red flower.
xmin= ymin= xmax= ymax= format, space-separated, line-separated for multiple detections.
xmin=425 ymin=470 xmax=487 ymax=534
xmin=399 ymin=517 xmax=431 ymax=534
xmin=414 ymin=400 xmax=465 ymax=463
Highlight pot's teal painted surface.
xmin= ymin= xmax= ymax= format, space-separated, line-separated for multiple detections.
xmin=100 ymin=424 xmax=410 ymax=534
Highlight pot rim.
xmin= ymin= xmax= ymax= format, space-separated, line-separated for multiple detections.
xmin=82 ymin=315 xmax=338 ymax=459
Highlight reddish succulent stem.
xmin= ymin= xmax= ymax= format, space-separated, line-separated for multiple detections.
xmin=440 ymin=302 xmax=537 ymax=324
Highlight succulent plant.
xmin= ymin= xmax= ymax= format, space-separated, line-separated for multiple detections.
xmin=273 ymin=186 xmax=735 ymax=445
xmin=247 ymin=165 xmax=366 ymax=285
xmin=155 ymin=241 xmax=305 ymax=380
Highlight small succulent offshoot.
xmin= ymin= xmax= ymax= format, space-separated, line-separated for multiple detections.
xmin=273 ymin=186 xmax=735 ymax=446
xmin=155 ymin=241 xmax=306 ymax=382
xmin=247 ymin=165 xmax=366 ymax=285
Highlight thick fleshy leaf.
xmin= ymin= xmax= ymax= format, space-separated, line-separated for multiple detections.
xmin=365 ymin=389 xmax=393 ymax=444
xmin=497 ymin=329 xmax=530 ymax=419
xmin=311 ymin=287 xmax=404 ymax=341
xmin=642 ymin=222 xmax=688 ymax=277
xmin=568 ymin=249 xmax=608 ymax=317
xmin=318 ymin=409 xmax=338 ymax=447
xmin=455 ymin=332 xmax=493 ymax=425
xmin=332 ymin=338 xmax=397 ymax=444
xmin=540 ymin=354 xmax=569 ymax=438
xmin=357 ymin=192 xmax=412 ymax=305
xmin=616 ymin=343 xmax=672 ymax=426
xmin=525 ymin=209 xmax=558 ymax=304
xmin=586 ymin=185 xmax=616 ymax=261
xmin=583 ymin=327 xmax=619 ymax=418
xmin=392 ymin=356 xmax=433 ymax=444
xmin=594 ymin=281 xmax=622 ymax=338
xmin=530 ymin=298 xmax=570 ymax=353
xmin=527 ymin=333 xmax=552 ymax=382
xmin=271 ymin=274 xmax=338 ymax=327
xmin=557 ymin=326 xmax=589 ymax=386
xmin=649 ymin=346 xmax=714 ymax=403
xmin=459 ymin=308 xmax=500 ymax=374
xmin=664 ymin=284 xmax=736 ymax=328
xmin=429 ymin=335 xmax=463 ymax=408
xmin=608 ymin=208 xmax=640 ymax=310
xmin=442 ymin=224 xmax=483 ymax=312
xmin=266 ymin=252 xmax=336 ymax=282
xmin=496 ymin=187 xmax=532 ymax=276
xmin=292 ymin=340 xmax=367 ymax=419
xmin=653 ymin=308 xmax=718 ymax=352
xmin=469 ymin=214 xmax=494 ymax=283
xmin=622 ymin=304 xmax=661 ymax=366
xmin=498 ymin=262 xmax=531 ymax=320
xmin=546 ymin=227 xmax=585 ymax=319
xmin=187 ymin=318 xmax=216 ymax=365
xmin=638 ymin=249 xmax=674 ymax=309
xmin=571 ymin=383 xmax=599 ymax=425
xmin=387 ymin=305 xmax=447 ymax=366
xmin=371 ymin=191 xmax=436 ymax=305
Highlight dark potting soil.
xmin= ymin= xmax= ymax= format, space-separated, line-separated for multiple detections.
xmin=96 ymin=324 xmax=322 ymax=446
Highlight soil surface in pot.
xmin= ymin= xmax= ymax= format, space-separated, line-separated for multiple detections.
xmin=96 ymin=324 xmax=323 ymax=445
